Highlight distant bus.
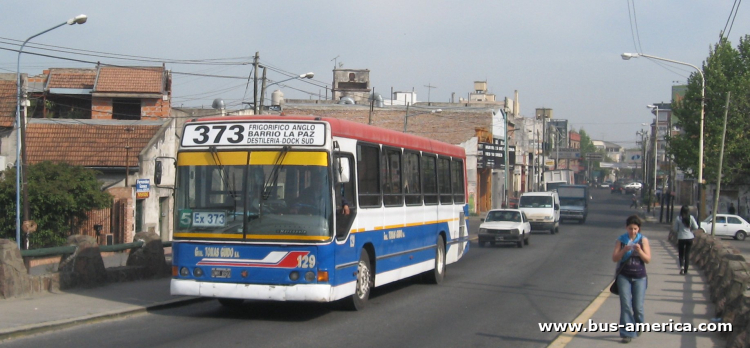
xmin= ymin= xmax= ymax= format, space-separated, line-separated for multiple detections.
xmin=169 ymin=115 xmax=469 ymax=309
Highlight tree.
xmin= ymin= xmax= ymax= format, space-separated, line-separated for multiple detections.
xmin=670 ymin=35 xmax=750 ymax=186
xmin=0 ymin=162 xmax=113 ymax=247
xmin=578 ymin=129 xmax=612 ymax=180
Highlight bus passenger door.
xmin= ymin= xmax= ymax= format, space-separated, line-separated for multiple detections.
xmin=335 ymin=154 xmax=356 ymax=239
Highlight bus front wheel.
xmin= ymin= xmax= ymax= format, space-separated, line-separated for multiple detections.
xmin=425 ymin=236 xmax=446 ymax=284
xmin=347 ymin=249 xmax=372 ymax=311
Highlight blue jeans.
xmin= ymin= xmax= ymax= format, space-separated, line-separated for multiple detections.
xmin=617 ymin=274 xmax=647 ymax=338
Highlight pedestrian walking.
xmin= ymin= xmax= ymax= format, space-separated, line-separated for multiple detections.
xmin=629 ymin=193 xmax=638 ymax=209
xmin=674 ymin=205 xmax=698 ymax=275
xmin=729 ymin=203 xmax=736 ymax=215
xmin=612 ymin=215 xmax=652 ymax=343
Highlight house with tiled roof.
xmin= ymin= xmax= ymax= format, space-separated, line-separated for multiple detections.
xmin=1 ymin=66 xmax=176 ymax=245
xmin=30 ymin=66 xmax=171 ymax=120
xmin=23 ymin=118 xmax=177 ymax=244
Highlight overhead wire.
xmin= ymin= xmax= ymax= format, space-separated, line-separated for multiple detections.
xmin=0 ymin=45 xmax=325 ymax=104
xmin=726 ymin=0 xmax=742 ymax=38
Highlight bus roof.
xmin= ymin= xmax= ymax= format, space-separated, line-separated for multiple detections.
xmin=191 ymin=114 xmax=466 ymax=159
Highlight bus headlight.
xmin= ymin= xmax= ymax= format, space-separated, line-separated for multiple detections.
xmin=305 ymin=271 xmax=315 ymax=282
xmin=289 ymin=271 xmax=300 ymax=281
xmin=193 ymin=267 xmax=204 ymax=277
xmin=479 ymin=228 xmax=487 ymax=234
xmin=180 ymin=267 xmax=189 ymax=277
xmin=544 ymin=216 xmax=553 ymax=221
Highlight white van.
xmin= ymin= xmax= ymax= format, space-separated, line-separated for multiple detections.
xmin=518 ymin=191 xmax=560 ymax=234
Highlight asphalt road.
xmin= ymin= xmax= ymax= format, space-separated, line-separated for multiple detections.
xmin=6 ymin=189 xmax=639 ymax=348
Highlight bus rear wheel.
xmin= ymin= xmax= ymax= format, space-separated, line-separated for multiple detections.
xmin=425 ymin=236 xmax=446 ymax=284
xmin=346 ymin=249 xmax=372 ymax=311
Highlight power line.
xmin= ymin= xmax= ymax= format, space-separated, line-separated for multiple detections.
xmin=727 ymin=0 xmax=743 ymax=38
xmin=0 ymin=37 xmax=252 ymax=66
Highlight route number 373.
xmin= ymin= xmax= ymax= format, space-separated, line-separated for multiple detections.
xmin=297 ymin=255 xmax=316 ymax=268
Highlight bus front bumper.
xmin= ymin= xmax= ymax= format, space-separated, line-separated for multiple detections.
xmin=171 ymin=278 xmax=351 ymax=302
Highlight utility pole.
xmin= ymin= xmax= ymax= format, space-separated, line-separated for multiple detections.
xmin=253 ymin=52 xmax=259 ymax=114
xmin=424 ymin=83 xmax=436 ymax=106
xmin=258 ymin=66 xmax=267 ymax=114
xmin=710 ymin=92 xmax=731 ymax=236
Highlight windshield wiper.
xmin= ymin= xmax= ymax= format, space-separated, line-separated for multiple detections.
xmin=209 ymin=146 xmax=239 ymax=199
xmin=262 ymin=146 xmax=290 ymax=200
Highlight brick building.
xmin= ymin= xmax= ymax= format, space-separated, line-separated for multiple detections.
xmin=281 ymin=102 xmax=514 ymax=214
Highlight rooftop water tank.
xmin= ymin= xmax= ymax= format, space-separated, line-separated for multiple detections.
xmin=271 ymin=90 xmax=284 ymax=106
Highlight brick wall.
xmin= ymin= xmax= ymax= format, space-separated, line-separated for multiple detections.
xmin=141 ymin=98 xmax=170 ymax=120
xmin=282 ymin=106 xmax=492 ymax=146
xmin=92 ymin=97 xmax=112 ymax=119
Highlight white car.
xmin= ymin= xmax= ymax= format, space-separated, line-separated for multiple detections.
xmin=624 ymin=182 xmax=643 ymax=190
xmin=700 ymin=214 xmax=750 ymax=241
xmin=478 ymin=209 xmax=531 ymax=248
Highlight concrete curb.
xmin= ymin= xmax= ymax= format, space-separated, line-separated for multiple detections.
xmin=0 ymin=296 xmax=208 ymax=342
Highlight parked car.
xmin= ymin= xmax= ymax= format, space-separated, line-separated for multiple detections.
xmin=478 ymin=209 xmax=531 ymax=248
xmin=623 ymin=182 xmax=643 ymax=194
xmin=700 ymin=214 xmax=750 ymax=241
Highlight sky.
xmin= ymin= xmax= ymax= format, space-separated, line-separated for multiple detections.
xmin=1 ymin=1 xmax=748 ymax=148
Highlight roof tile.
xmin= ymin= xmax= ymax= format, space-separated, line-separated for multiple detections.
xmin=0 ymin=79 xmax=17 ymax=128
xmin=26 ymin=122 xmax=163 ymax=167
xmin=46 ymin=68 xmax=96 ymax=89
xmin=95 ymin=67 xmax=164 ymax=93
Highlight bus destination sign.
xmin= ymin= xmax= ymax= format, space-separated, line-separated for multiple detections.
xmin=182 ymin=122 xmax=325 ymax=147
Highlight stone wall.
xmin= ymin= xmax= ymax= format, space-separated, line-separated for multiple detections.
xmin=668 ymin=228 xmax=750 ymax=347
xmin=0 ymin=235 xmax=170 ymax=299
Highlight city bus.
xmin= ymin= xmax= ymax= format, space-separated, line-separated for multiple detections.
xmin=170 ymin=115 xmax=469 ymax=309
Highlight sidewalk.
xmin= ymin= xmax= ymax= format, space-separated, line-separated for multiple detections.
xmin=0 ymin=276 xmax=201 ymax=342
xmin=558 ymin=220 xmax=726 ymax=347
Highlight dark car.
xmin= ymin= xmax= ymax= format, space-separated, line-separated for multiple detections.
xmin=610 ymin=181 xmax=625 ymax=194
xmin=508 ymin=197 xmax=519 ymax=209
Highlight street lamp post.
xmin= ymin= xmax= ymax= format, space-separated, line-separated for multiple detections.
xmin=637 ymin=129 xmax=647 ymax=182
xmin=648 ymin=105 xmax=660 ymax=215
xmin=259 ymin=72 xmax=314 ymax=113
xmin=621 ymin=52 xmax=705 ymax=219
xmin=15 ymin=14 xmax=87 ymax=249
xmin=403 ymin=105 xmax=441 ymax=132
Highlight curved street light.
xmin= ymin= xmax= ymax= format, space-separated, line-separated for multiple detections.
xmin=259 ymin=72 xmax=314 ymax=112
xmin=15 ymin=14 xmax=87 ymax=249
xmin=622 ymin=52 xmax=706 ymax=218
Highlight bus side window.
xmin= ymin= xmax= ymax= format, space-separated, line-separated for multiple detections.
xmin=382 ymin=147 xmax=403 ymax=207
xmin=451 ymin=159 xmax=465 ymax=203
xmin=438 ymin=156 xmax=453 ymax=204
xmin=404 ymin=151 xmax=422 ymax=206
xmin=422 ymin=154 xmax=438 ymax=205
xmin=357 ymin=143 xmax=381 ymax=207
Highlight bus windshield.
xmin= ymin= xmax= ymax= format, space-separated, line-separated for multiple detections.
xmin=174 ymin=150 xmax=332 ymax=241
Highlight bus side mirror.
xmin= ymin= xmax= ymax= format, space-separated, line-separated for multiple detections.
xmin=335 ymin=157 xmax=350 ymax=184
xmin=154 ymin=160 xmax=163 ymax=185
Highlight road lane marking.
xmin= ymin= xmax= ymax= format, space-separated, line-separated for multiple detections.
xmin=547 ymin=283 xmax=612 ymax=348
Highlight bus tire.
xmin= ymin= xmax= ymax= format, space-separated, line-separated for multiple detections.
xmin=425 ymin=236 xmax=446 ymax=284
xmin=217 ymin=298 xmax=244 ymax=307
xmin=346 ymin=249 xmax=372 ymax=311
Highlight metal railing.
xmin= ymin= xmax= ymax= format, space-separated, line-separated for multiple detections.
xmin=20 ymin=241 xmax=172 ymax=258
